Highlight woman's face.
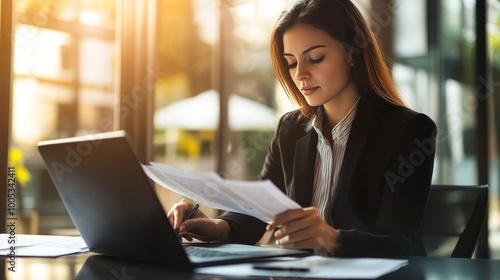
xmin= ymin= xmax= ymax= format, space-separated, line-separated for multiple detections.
xmin=282 ymin=23 xmax=357 ymax=107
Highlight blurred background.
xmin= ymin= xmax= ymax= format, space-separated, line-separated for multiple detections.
xmin=1 ymin=0 xmax=500 ymax=264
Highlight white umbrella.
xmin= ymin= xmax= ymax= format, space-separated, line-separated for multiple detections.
xmin=154 ymin=89 xmax=277 ymax=130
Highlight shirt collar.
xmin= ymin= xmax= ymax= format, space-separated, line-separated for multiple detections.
xmin=312 ymin=97 xmax=360 ymax=142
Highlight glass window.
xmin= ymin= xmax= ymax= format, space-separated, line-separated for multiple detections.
xmin=11 ymin=0 xmax=117 ymax=235
xmin=393 ymin=0 xmax=500 ymax=258
xmin=393 ymin=1 xmax=477 ymax=185
xmin=154 ymin=0 xmax=306 ymax=169
xmin=153 ymin=0 xmax=295 ymax=214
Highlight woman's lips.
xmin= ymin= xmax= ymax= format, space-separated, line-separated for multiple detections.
xmin=301 ymin=87 xmax=319 ymax=96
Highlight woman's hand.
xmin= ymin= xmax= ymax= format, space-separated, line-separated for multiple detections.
xmin=167 ymin=198 xmax=230 ymax=243
xmin=266 ymin=207 xmax=340 ymax=254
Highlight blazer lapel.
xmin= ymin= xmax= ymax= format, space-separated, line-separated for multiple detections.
xmin=333 ymin=97 xmax=382 ymax=203
xmin=291 ymin=128 xmax=317 ymax=207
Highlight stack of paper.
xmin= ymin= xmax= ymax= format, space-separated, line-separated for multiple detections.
xmin=142 ymin=162 xmax=301 ymax=222
xmin=0 ymin=234 xmax=89 ymax=257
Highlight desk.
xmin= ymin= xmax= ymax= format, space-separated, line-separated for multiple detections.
xmin=2 ymin=253 xmax=500 ymax=280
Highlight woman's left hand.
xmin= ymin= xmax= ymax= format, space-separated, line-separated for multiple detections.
xmin=266 ymin=207 xmax=340 ymax=254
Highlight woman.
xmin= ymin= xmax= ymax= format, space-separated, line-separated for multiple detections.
xmin=168 ymin=0 xmax=436 ymax=257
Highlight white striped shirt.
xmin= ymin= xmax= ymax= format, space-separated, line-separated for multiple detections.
xmin=311 ymin=98 xmax=360 ymax=226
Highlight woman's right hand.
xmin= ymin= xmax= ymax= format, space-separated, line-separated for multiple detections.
xmin=167 ymin=198 xmax=230 ymax=243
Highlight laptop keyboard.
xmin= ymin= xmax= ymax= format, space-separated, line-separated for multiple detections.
xmin=184 ymin=246 xmax=240 ymax=258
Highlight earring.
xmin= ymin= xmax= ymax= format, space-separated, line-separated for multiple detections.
xmin=350 ymin=58 xmax=355 ymax=66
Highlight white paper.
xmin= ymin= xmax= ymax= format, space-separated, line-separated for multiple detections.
xmin=142 ymin=162 xmax=301 ymax=222
xmin=0 ymin=234 xmax=89 ymax=257
xmin=196 ymin=256 xmax=408 ymax=279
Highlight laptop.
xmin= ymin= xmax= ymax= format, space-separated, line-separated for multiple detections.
xmin=37 ymin=130 xmax=310 ymax=271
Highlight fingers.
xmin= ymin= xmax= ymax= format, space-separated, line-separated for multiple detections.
xmin=274 ymin=226 xmax=339 ymax=253
xmin=177 ymin=218 xmax=214 ymax=242
xmin=167 ymin=198 xmax=194 ymax=230
xmin=167 ymin=199 xmax=221 ymax=243
xmin=172 ymin=217 xmax=204 ymax=242
xmin=267 ymin=207 xmax=318 ymax=232
xmin=274 ymin=214 xmax=314 ymax=239
xmin=178 ymin=219 xmax=195 ymax=236
xmin=267 ymin=207 xmax=339 ymax=251
xmin=273 ymin=213 xmax=316 ymax=245
xmin=179 ymin=223 xmax=194 ymax=242
xmin=289 ymin=230 xmax=340 ymax=254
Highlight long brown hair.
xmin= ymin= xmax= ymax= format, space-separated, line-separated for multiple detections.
xmin=270 ymin=0 xmax=407 ymax=117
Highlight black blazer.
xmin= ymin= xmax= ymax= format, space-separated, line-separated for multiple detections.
xmin=220 ymin=96 xmax=437 ymax=257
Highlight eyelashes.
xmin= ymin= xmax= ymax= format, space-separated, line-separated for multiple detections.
xmin=309 ymin=56 xmax=324 ymax=64
xmin=286 ymin=55 xmax=325 ymax=69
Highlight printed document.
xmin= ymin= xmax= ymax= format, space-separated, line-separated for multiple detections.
xmin=0 ymin=234 xmax=88 ymax=257
xmin=142 ymin=162 xmax=301 ymax=222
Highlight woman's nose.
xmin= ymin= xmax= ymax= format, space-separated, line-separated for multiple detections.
xmin=295 ymin=63 xmax=310 ymax=81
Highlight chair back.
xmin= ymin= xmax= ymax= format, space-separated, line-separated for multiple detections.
xmin=418 ymin=184 xmax=488 ymax=258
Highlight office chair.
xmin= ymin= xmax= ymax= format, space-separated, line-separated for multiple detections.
xmin=418 ymin=184 xmax=488 ymax=258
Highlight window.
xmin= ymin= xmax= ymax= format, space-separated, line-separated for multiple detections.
xmin=10 ymin=0 xmax=117 ymax=234
xmin=392 ymin=0 xmax=500 ymax=258
xmin=152 ymin=0 xmax=293 ymax=211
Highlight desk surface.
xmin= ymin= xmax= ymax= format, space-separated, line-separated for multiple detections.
xmin=2 ymin=253 xmax=500 ymax=280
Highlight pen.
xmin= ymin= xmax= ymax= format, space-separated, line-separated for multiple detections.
xmin=183 ymin=204 xmax=199 ymax=221
xmin=252 ymin=265 xmax=310 ymax=272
